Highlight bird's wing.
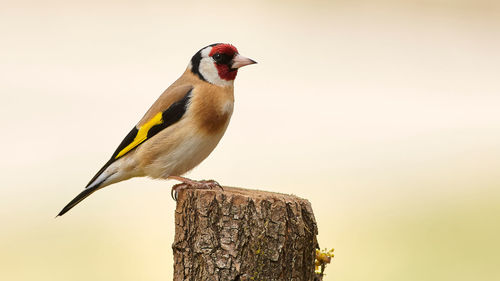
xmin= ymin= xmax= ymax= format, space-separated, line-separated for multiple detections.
xmin=85 ymin=84 xmax=194 ymax=188
xmin=57 ymin=84 xmax=195 ymax=217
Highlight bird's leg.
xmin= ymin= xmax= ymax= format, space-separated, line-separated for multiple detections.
xmin=168 ymin=176 xmax=223 ymax=201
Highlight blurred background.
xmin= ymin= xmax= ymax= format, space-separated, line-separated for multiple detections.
xmin=1 ymin=0 xmax=499 ymax=280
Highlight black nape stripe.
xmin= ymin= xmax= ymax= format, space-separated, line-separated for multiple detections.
xmin=190 ymin=43 xmax=220 ymax=81
xmin=190 ymin=51 xmax=206 ymax=81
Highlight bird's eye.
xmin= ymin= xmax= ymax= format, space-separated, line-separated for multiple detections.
xmin=213 ymin=53 xmax=222 ymax=62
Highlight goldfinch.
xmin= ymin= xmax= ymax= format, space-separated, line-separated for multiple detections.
xmin=57 ymin=43 xmax=256 ymax=216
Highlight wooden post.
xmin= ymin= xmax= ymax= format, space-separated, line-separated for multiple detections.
xmin=173 ymin=186 xmax=319 ymax=281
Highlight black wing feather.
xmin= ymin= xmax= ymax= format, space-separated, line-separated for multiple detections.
xmin=86 ymin=88 xmax=193 ymax=188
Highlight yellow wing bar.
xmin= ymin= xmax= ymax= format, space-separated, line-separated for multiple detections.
xmin=115 ymin=112 xmax=163 ymax=159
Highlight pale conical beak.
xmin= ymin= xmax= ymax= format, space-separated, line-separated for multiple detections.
xmin=231 ymin=54 xmax=257 ymax=69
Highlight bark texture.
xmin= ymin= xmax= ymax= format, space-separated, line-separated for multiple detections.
xmin=173 ymin=186 xmax=318 ymax=281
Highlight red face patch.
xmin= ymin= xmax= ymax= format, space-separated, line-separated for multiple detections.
xmin=209 ymin=44 xmax=238 ymax=57
xmin=209 ymin=44 xmax=239 ymax=81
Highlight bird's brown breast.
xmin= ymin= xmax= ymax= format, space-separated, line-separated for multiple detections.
xmin=190 ymin=83 xmax=234 ymax=135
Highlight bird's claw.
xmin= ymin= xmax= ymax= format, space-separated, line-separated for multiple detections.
xmin=171 ymin=183 xmax=186 ymax=201
xmin=199 ymin=180 xmax=223 ymax=191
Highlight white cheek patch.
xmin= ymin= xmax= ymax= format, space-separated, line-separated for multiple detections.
xmin=198 ymin=47 xmax=234 ymax=87
xmin=200 ymin=47 xmax=211 ymax=57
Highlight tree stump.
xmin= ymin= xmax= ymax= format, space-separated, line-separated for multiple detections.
xmin=173 ymin=186 xmax=318 ymax=281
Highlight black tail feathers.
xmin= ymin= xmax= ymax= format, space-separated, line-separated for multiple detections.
xmin=57 ymin=187 xmax=98 ymax=217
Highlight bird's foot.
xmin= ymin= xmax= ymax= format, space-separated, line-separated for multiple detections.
xmin=169 ymin=176 xmax=223 ymax=201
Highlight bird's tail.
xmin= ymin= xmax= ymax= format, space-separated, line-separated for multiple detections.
xmin=57 ymin=159 xmax=118 ymax=217
xmin=56 ymin=187 xmax=99 ymax=217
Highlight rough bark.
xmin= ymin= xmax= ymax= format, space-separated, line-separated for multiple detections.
xmin=173 ymin=186 xmax=318 ymax=281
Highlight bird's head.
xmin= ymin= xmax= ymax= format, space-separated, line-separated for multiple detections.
xmin=189 ymin=43 xmax=257 ymax=86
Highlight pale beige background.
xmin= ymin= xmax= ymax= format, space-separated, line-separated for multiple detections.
xmin=1 ymin=0 xmax=499 ymax=280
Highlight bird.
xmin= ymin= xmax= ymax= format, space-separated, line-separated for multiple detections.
xmin=57 ymin=43 xmax=256 ymax=216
